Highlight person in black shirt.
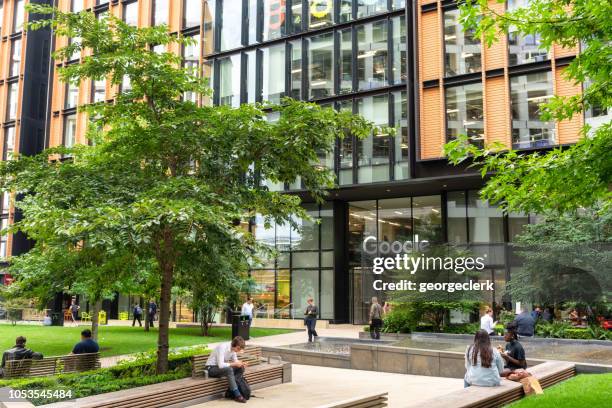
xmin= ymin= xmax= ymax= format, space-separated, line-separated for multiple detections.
xmin=0 ymin=336 xmax=42 ymax=376
xmin=304 ymin=297 xmax=318 ymax=342
xmin=499 ymin=323 xmax=527 ymax=377
xmin=72 ymin=329 xmax=100 ymax=354
xmin=148 ymin=300 xmax=157 ymax=328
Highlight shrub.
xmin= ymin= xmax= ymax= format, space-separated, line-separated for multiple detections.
xmin=442 ymin=323 xmax=480 ymax=335
xmin=382 ymin=306 xmax=419 ymax=333
xmin=536 ymin=321 xmax=572 ymax=338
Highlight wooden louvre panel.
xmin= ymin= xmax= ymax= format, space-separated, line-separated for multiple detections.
xmin=420 ymin=9 xmax=442 ymax=82
xmin=555 ymin=67 xmax=583 ymax=145
xmin=420 ymin=87 xmax=444 ymax=159
xmin=485 ymin=77 xmax=511 ymax=148
xmin=483 ymin=0 xmax=507 ymax=70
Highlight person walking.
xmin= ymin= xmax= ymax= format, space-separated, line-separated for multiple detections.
xmin=132 ymin=304 xmax=143 ymax=327
xmin=206 ymin=336 xmax=248 ymax=403
xmin=148 ymin=300 xmax=157 ymax=328
xmin=304 ymin=297 xmax=318 ymax=342
xmin=480 ymin=307 xmax=497 ymax=336
xmin=464 ymin=330 xmax=504 ymax=388
xmin=69 ymin=300 xmax=80 ymax=326
xmin=369 ymin=297 xmax=384 ymax=340
xmin=241 ymin=297 xmax=254 ymax=327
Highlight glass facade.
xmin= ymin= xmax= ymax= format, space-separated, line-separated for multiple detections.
xmin=444 ymin=8 xmax=481 ymax=76
xmin=510 ymin=71 xmax=555 ymax=149
xmin=123 ymin=1 xmax=138 ymax=26
xmin=63 ymin=114 xmax=77 ymax=148
xmin=10 ymin=39 xmax=22 ymax=77
xmin=445 ymin=82 xmax=484 ymax=146
xmin=508 ymin=0 xmax=548 ymax=66
xmin=13 ymin=0 xmax=24 ymax=33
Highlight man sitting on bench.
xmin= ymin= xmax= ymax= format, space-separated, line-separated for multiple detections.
xmin=0 ymin=336 xmax=43 ymax=377
xmin=206 ymin=336 xmax=248 ymax=403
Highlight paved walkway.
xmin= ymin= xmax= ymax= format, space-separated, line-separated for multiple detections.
xmin=187 ymin=364 xmax=463 ymax=408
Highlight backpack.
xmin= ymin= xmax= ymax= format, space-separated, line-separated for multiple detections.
xmin=224 ymin=369 xmax=251 ymax=400
xmin=135 ymin=306 xmax=142 ymax=315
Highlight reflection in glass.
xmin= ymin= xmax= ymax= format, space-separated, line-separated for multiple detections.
xmin=508 ymin=0 xmax=548 ymax=65
xmin=391 ymin=16 xmax=407 ymax=84
xmin=245 ymin=51 xmax=257 ymax=103
xmin=445 ymin=82 xmax=484 ymax=147
xmin=378 ymin=197 xmax=412 ymax=244
xmin=251 ymin=270 xmax=276 ymax=317
xmin=184 ymin=0 xmax=202 ymax=28
xmin=444 ymin=9 xmax=481 ymax=76
xmin=357 ymin=21 xmax=388 ymax=90
xmin=63 ymin=114 xmax=77 ymax=148
xmin=308 ymin=33 xmax=334 ymax=99
xmin=262 ymin=44 xmax=285 ymax=103
xmin=290 ymin=0 xmax=303 ymax=34
xmin=292 ymin=269 xmax=319 ymax=318
xmin=467 ymin=190 xmax=504 ymax=243
xmin=393 ymin=91 xmax=409 ymax=180
xmin=65 ymin=82 xmax=79 ymax=108
xmin=320 ymin=269 xmax=334 ymax=319
xmin=10 ymin=39 xmax=22 ymax=77
xmin=447 ymin=191 xmax=468 ymax=244
xmin=263 ymin=0 xmax=286 ymax=41
xmin=339 ymin=0 xmax=352 ymax=22
xmin=220 ymin=1 xmax=242 ymax=51
xmin=3 ymin=127 xmax=15 ymax=161
xmin=92 ymin=79 xmax=106 ymax=103
xmin=413 ymin=195 xmax=442 ymax=243
xmin=290 ymin=40 xmax=302 ymax=99
xmin=357 ymin=94 xmax=390 ymax=183
xmin=339 ymin=28 xmax=353 ymax=94
xmin=123 ymin=2 xmax=138 ymax=26
xmin=309 ymin=0 xmax=333 ymax=29
xmin=13 ymin=0 xmax=24 ymax=33
xmin=510 ymin=71 xmax=555 ymax=148
xmin=153 ymin=0 xmax=168 ymax=25
xmin=203 ymin=0 xmax=216 ymax=55
xmin=357 ymin=0 xmax=386 ymax=19
xmin=218 ymin=54 xmax=241 ymax=107
xmin=338 ymin=100 xmax=354 ymax=185
xmin=7 ymin=83 xmax=18 ymax=121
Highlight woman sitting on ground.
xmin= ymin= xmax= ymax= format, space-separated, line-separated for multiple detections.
xmin=464 ymin=330 xmax=504 ymax=388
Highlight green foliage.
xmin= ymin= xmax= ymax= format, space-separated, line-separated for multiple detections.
xmin=498 ymin=310 xmax=516 ymax=326
xmin=382 ymin=306 xmax=419 ymax=333
xmin=0 ymin=347 xmax=201 ymax=405
xmin=536 ymin=321 xmax=572 ymax=338
xmin=11 ymin=4 xmax=379 ymax=373
xmin=441 ymin=323 xmax=480 ymax=335
xmin=383 ymin=301 xmax=481 ymax=333
xmin=444 ymin=0 xmax=612 ymax=214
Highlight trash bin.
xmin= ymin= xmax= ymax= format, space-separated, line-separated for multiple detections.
xmin=231 ymin=311 xmax=250 ymax=340
xmin=98 ymin=310 xmax=107 ymax=325
xmin=51 ymin=312 xmax=64 ymax=326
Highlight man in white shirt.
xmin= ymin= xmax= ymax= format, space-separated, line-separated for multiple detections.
xmin=206 ymin=336 xmax=248 ymax=403
xmin=241 ymin=297 xmax=254 ymax=327
xmin=480 ymin=307 xmax=497 ymax=336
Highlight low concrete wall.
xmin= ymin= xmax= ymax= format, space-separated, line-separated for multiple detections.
xmin=262 ymin=346 xmax=351 ymax=369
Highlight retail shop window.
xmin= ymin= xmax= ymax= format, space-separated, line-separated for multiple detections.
xmin=510 ymin=71 xmax=555 ymax=149
xmin=445 ymin=82 xmax=484 ymax=147
xmin=444 ymin=8 xmax=481 ymax=77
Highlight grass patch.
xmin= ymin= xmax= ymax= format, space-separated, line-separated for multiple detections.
xmin=0 ymin=324 xmax=292 ymax=357
xmin=506 ymin=374 xmax=612 ymax=407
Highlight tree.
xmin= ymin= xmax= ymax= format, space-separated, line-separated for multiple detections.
xmin=507 ymin=207 xmax=611 ymax=307
xmin=444 ymin=0 xmax=612 ymax=214
xmin=6 ymin=5 xmax=377 ymax=374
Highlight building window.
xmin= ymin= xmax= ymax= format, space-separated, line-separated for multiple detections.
xmin=121 ymin=75 xmax=132 ymax=93
xmin=290 ymin=40 xmax=303 ymax=99
xmin=0 ymin=218 xmax=8 ymax=259
xmin=123 ymin=1 xmax=138 ymax=26
xmin=9 ymin=38 xmax=22 ymax=77
xmin=413 ymin=195 xmax=443 ymax=243
xmin=308 ymin=32 xmax=334 ymax=99
xmin=339 ymin=0 xmax=352 ymax=23
xmin=218 ymin=54 xmax=241 ymax=107
xmin=152 ymin=0 xmax=169 ymax=26
xmin=393 ymin=90 xmax=409 ymax=180
xmin=510 ymin=71 xmax=555 ymax=149
xmin=444 ymin=8 xmax=481 ymax=77
xmin=356 ymin=94 xmax=390 ymax=183
xmin=71 ymin=0 xmax=83 ymax=13
xmin=262 ymin=44 xmax=286 ymax=103
xmin=263 ymin=0 xmax=286 ymax=41
xmin=13 ymin=0 xmax=24 ymax=33
xmin=309 ymin=0 xmax=333 ymax=30
xmin=63 ymin=114 xmax=77 ymax=148
xmin=508 ymin=0 xmax=548 ymax=65
xmin=65 ymin=82 xmax=79 ymax=109
xmin=247 ymin=0 xmax=259 ymax=43
xmin=356 ymin=20 xmax=388 ymax=90
xmin=1 ymin=192 xmax=10 ymax=215
xmin=445 ymin=82 xmax=484 ymax=146
xmin=244 ymin=51 xmax=257 ymax=103
xmin=447 ymin=190 xmax=468 ymax=245
xmin=68 ymin=36 xmax=81 ymax=61
xmin=339 ymin=28 xmax=353 ymax=94
xmin=183 ymin=34 xmax=201 ymax=72
xmin=289 ymin=0 xmax=303 ymax=34
xmin=357 ymin=0 xmax=387 ymax=19
xmin=338 ymin=99 xmax=353 ymax=185
xmin=219 ymin=0 xmax=243 ymax=51
xmin=391 ymin=15 xmax=407 ymax=85
xmin=467 ymin=190 xmax=504 ymax=243
xmin=3 ymin=127 xmax=15 ymax=161
xmin=97 ymin=0 xmax=110 ymax=4
xmin=92 ymin=79 xmax=106 ymax=103
xmin=6 ymin=83 xmax=18 ymax=121
xmin=183 ymin=0 xmax=201 ymax=28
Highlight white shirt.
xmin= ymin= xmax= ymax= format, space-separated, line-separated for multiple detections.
xmin=480 ymin=314 xmax=495 ymax=334
xmin=206 ymin=342 xmax=238 ymax=369
xmin=241 ymin=302 xmax=254 ymax=318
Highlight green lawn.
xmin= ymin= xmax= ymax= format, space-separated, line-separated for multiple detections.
xmin=0 ymin=324 xmax=292 ymax=357
xmin=507 ymin=374 xmax=612 ymax=408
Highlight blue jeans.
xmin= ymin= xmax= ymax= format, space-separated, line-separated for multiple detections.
xmin=306 ymin=318 xmax=318 ymax=341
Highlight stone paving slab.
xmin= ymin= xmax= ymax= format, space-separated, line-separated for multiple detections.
xmin=188 ymin=364 xmax=463 ymax=408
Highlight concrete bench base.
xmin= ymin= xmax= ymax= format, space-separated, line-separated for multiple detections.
xmin=316 ymin=392 xmax=388 ymax=408
xmin=404 ymin=361 xmax=576 ymax=408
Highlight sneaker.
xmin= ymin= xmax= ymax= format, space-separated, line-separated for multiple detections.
xmin=234 ymin=396 xmax=247 ymax=403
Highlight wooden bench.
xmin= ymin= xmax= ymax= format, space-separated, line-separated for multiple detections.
xmin=40 ymin=361 xmax=292 ymax=408
xmin=404 ymin=361 xmax=576 ymax=408
xmin=316 ymin=392 xmax=389 ymax=408
xmin=2 ymin=352 xmax=100 ymax=379
xmin=191 ymin=345 xmax=264 ymax=378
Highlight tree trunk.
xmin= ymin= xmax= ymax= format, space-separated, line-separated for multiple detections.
xmin=156 ymin=264 xmax=173 ymax=374
xmin=91 ymin=300 xmax=102 ymax=341
xmin=144 ymin=295 xmax=150 ymax=332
